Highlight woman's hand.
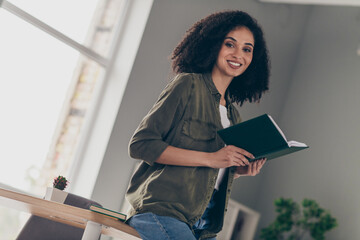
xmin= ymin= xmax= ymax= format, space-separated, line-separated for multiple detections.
xmin=234 ymin=158 xmax=267 ymax=178
xmin=208 ymin=145 xmax=254 ymax=168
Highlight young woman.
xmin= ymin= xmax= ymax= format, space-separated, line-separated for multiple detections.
xmin=126 ymin=10 xmax=270 ymax=240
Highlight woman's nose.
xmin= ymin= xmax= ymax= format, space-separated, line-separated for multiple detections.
xmin=232 ymin=51 xmax=243 ymax=60
xmin=232 ymin=48 xmax=243 ymax=60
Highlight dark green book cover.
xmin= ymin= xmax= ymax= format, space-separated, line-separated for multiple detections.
xmin=217 ymin=114 xmax=308 ymax=162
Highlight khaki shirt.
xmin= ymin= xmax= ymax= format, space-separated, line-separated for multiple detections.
xmin=126 ymin=72 xmax=241 ymax=239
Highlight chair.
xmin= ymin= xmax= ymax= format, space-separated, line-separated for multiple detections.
xmin=16 ymin=193 xmax=102 ymax=240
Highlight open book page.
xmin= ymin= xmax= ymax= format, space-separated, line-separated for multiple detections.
xmin=268 ymin=115 xmax=308 ymax=148
xmin=268 ymin=115 xmax=287 ymax=141
xmin=288 ymin=140 xmax=308 ymax=147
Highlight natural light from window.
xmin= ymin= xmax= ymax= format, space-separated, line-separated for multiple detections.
xmin=7 ymin=0 xmax=100 ymax=47
xmin=0 ymin=0 xmax=129 ymax=238
xmin=0 ymin=10 xmax=74 ymax=192
xmin=0 ymin=0 xmax=98 ymax=193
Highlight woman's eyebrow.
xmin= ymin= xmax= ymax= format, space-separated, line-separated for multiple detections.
xmin=225 ymin=36 xmax=237 ymax=42
xmin=225 ymin=37 xmax=254 ymax=47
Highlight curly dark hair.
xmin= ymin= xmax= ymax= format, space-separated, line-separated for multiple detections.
xmin=171 ymin=10 xmax=270 ymax=105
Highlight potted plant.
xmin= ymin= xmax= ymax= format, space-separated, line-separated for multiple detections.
xmin=260 ymin=197 xmax=338 ymax=240
xmin=53 ymin=175 xmax=69 ymax=190
xmin=45 ymin=176 xmax=69 ymax=203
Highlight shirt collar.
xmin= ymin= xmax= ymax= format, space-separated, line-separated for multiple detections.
xmin=202 ymin=72 xmax=233 ymax=105
xmin=203 ymin=72 xmax=219 ymax=95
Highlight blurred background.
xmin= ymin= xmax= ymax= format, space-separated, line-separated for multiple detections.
xmin=1 ymin=0 xmax=359 ymax=239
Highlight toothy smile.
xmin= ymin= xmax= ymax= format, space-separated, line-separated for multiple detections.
xmin=227 ymin=61 xmax=242 ymax=67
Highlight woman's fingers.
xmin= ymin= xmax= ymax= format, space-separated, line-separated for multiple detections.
xmin=212 ymin=145 xmax=255 ymax=168
xmin=246 ymin=158 xmax=266 ymax=176
xmin=248 ymin=162 xmax=257 ymax=176
xmin=233 ymin=146 xmax=254 ymax=160
xmin=234 ymin=158 xmax=267 ymax=178
xmin=259 ymin=158 xmax=267 ymax=168
xmin=227 ymin=145 xmax=253 ymax=166
xmin=233 ymin=152 xmax=249 ymax=166
xmin=255 ymin=159 xmax=261 ymax=171
xmin=235 ymin=159 xmax=247 ymax=166
xmin=254 ymin=158 xmax=266 ymax=174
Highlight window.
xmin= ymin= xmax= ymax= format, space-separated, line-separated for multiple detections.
xmin=6 ymin=0 xmax=101 ymax=47
xmin=0 ymin=0 xmax=127 ymax=193
xmin=0 ymin=0 xmax=129 ymax=237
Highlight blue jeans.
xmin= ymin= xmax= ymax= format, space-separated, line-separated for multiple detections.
xmin=192 ymin=190 xmax=218 ymax=239
xmin=128 ymin=190 xmax=218 ymax=240
xmin=128 ymin=212 xmax=217 ymax=240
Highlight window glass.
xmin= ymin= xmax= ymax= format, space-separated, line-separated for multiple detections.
xmin=0 ymin=9 xmax=104 ymax=193
xmin=0 ymin=0 xmax=124 ymax=238
xmin=7 ymin=0 xmax=107 ymax=54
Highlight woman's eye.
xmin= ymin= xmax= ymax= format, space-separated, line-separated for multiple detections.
xmin=244 ymin=48 xmax=252 ymax=53
xmin=225 ymin=42 xmax=234 ymax=48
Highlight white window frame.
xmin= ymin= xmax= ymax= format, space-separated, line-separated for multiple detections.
xmin=0 ymin=0 xmax=154 ymax=198
xmin=1 ymin=0 xmax=109 ymax=67
xmin=69 ymin=0 xmax=154 ymax=198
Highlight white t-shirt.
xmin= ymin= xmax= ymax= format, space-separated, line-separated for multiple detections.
xmin=214 ymin=104 xmax=231 ymax=190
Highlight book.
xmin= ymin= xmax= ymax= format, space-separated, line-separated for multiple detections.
xmin=217 ymin=114 xmax=308 ymax=162
xmin=89 ymin=205 xmax=127 ymax=221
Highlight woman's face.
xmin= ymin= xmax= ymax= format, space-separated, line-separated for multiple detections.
xmin=213 ymin=26 xmax=254 ymax=79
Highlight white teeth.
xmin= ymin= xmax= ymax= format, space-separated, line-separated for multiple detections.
xmin=228 ymin=61 xmax=241 ymax=67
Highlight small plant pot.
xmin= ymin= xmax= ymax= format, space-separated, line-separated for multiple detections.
xmin=45 ymin=187 xmax=68 ymax=203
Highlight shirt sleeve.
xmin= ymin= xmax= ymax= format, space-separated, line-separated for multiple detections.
xmin=128 ymin=73 xmax=194 ymax=166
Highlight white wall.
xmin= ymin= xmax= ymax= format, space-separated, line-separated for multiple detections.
xmin=256 ymin=5 xmax=360 ymax=240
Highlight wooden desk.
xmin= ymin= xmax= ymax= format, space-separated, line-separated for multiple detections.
xmin=0 ymin=188 xmax=141 ymax=240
